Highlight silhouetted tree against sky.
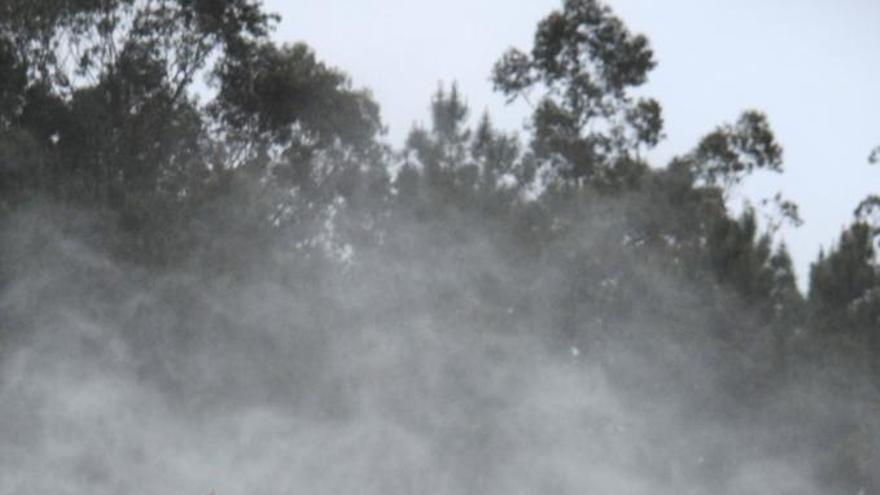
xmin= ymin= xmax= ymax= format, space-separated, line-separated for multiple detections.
xmin=686 ymin=110 xmax=783 ymax=191
xmin=811 ymin=148 xmax=880 ymax=380
xmin=400 ymin=84 xmax=524 ymax=219
xmin=492 ymin=0 xmax=662 ymax=186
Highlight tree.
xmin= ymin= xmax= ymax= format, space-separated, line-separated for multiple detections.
xmin=403 ymin=83 xmax=474 ymax=198
xmin=854 ymin=144 xmax=880 ymax=245
xmin=492 ymin=0 xmax=662 ymax=185
xmin=812 ymin=145 xmax=880 ymax=374
xmin=685 ymin=110 xmax=784 ymax=192
xmin=0 ymin=0 xmax=390 ymax=264
xmin=399 ymin=84 xmax=523 ymax=215
xmin=809 ymin=223 xmax=879 ymax=370
xmin=209 ymin=40 xmax=389 ymax=251
xmin=0 ymin=0 xmax=275 ymax=211
xmin=0 ymin=0 xmax=274 ymax=96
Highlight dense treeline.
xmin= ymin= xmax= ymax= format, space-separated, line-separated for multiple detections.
xmin=0 ymin=0 xmax=877 ymax=493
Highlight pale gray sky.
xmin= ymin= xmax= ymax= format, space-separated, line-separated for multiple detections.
xmin=264 ymin=0 xmax=879 ymax=287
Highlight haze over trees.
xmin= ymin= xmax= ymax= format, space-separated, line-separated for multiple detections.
xmin=0 ymin=1 xmax=877 ymax=493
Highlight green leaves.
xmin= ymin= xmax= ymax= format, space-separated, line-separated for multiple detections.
xmin=491 ymin=49 xmax=534 ymax=103
xmin=688 ymin=110 xmax=783 ymax=189
xmin=212 ymin=42 xmax=381 ymax=150
xmin=809 ymin=222 xmax=879 ymax=335
xmin=400 ymin=85 xmax=524 ymax=213
xmin=492 ymin=0 xmax=661 ymax=183
xmin=0 ymin=0 xmax=275 ymax=97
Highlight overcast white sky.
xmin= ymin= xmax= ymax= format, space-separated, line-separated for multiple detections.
xmin=264 ymin=0 xmax=879 ymax=287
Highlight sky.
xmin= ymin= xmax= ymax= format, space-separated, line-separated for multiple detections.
xmin=263 ymin=0 xmax=880 ymax=288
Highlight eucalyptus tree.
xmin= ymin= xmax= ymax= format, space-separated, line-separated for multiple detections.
xmin=492 ymin=0 xmax=662 ymax=186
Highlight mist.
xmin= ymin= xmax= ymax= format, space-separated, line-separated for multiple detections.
xmin=0 ymin=0 xmax=877 ymax=493
xmin=0 ymin=197 xmax=866 ymax=495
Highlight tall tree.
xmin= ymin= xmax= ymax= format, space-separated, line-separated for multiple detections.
xmin=492 ymin=0 xmax=662 ymax=186
xmin=399 ymin=84 xmax=522 ymax=215
xmin=809 ymin=223 xmax=880 ymax=372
